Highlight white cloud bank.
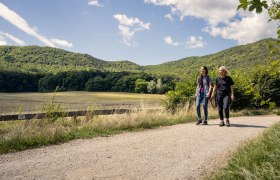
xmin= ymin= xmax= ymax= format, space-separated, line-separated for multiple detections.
xmin=145 ymin=0 xmax=278 ymax=44
xmin=114 ymin=14 xmax=150 ymax=46
xmin=164 ymin=35 xmax=205 ymax=48
xmin=0 ymin=2 xmax=73 ymax=48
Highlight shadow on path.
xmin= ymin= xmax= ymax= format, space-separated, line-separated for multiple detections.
xmin=207 ymin=123 xmax=267 ymax=128
xmin=230 ymin=124 xmax=267 ymax=128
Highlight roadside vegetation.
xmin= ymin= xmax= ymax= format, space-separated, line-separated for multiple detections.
xmin=210 ymin=119 xmax=280 ymax=180
xmin=163 ymin=60 xmax=280 ymax=113
xmin=0 ymin=96 xmax=274 ymax=155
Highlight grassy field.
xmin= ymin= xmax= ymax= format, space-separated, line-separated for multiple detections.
xmin=0 ymin=91 xmax=164 ymax=114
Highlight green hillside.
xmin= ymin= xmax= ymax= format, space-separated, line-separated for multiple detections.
xmin=0 ymin=38 xmax=279 ymax=76
xmin=0 ymin=46 xmax=143 ymax=73
xmin=144 ymin=38 xmax=280 ymax=76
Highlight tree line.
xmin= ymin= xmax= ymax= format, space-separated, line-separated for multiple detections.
xmin=0 ymin=70 xmax=176 ymax=94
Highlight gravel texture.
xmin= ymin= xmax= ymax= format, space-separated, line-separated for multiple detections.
xmin=0 ymin=115 xmax=279 ymax=180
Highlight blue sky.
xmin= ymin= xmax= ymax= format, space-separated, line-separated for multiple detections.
xmin=0 ymin=0 xmax=277 ymax=65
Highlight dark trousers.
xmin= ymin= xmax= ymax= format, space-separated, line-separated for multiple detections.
xmin=216 ymin=95 xmax=231 ymax=120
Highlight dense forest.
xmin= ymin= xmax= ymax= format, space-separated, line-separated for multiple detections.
xmin=0 ymin=70 xmax=176 ymax=94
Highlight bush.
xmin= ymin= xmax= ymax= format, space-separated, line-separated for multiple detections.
xmin=162 ymin=76 xmax=196 ymax=113
xmin=252 ymin=61 xmax=280 ymax=108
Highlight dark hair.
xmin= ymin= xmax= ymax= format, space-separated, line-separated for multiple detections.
xmin=199 ymin=66 xmax=208 ymax=85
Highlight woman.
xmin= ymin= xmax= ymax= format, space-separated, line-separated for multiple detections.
xmin=211 ymin=66 xmax=234 ymax=127
xmin=195 ymin=66 xmax=213 ymax=125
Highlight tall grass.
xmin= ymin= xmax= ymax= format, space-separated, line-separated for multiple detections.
xmin=210 ymin=122 xmax=280 ymax=180
xmin=0 ymin=100 xmax=272 ymax=154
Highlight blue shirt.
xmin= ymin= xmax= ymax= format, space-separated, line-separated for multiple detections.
xmin=196 ymin=76 xmax=212 ymax=97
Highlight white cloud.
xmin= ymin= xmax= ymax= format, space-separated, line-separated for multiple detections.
xmin=0 ymin=32 xmax=25 ymax=45
xmin=0 ymin=2 xmax=55 ymax=47
xmin=114 ymin=14 xmax=150 ymax=46
xmin=144 ymin=0 xmax=277 ymax=44
xmin=164 ymin=14 xmax=173 ymax=22
xmin=0 ymin=41 xmax=7 ymax=45
xmin=0 ymin=35 xmax=7 ymax=45
xmin=203 ymin=12 xmax=278 ymax=44
xmin=164 ymin=35 xmax=205 ymax=48
xmin=144 ymin=0 xmax=238 ymax=25
xmin=113 ymin=14 xmax=150 ymax=30
xmin=88 ymin=0 xmax=103 ymax=7
xmin=164 ymin=36 xmax=179 ymax=46
xmin=185 ymin=36 xmax=205 ymax=48
xmin=51 ymin=38 xmax=73 ymax=48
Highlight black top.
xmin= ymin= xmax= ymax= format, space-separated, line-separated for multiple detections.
xmin=215 ymin=76 xmax=234 ymax=96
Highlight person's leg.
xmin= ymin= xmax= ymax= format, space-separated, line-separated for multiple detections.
xmin=223 ymin=95 xmax=231 ymax=126
xmin=196 ymin=95 xmax=203 ymax=124
xmin=216 ymin=95 xmax=225 ymax=126
xmin=202 ymin=96 xmax=208 ymax=124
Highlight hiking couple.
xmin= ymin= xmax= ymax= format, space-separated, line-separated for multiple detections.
xmin=195 ymin=66 xmax=234 ymax=126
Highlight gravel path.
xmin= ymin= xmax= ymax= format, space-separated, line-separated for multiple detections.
xmin=0 ymin=115 xmax=279 ymax=180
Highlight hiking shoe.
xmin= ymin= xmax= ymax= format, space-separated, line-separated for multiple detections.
xmin=202 ymin=121 xmax=208 ymax=125
xmin=196 ymin=120 xmax=202 ymax=125
xmin=219 ymin=121 xmax=225 ymax=126
xmin=226 ymin=120 xmax=230 ymax=127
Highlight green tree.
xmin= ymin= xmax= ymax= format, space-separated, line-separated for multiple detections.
xmin=162 ymin=75 xmax=196 ymax=112
xmin=85 ymin=76 xmax=108 ymax=91
xmin=251 ymin=61 xmax=280 ymax=107
xmin=147 ymin=80 xmax=156 ymax=94
xmin=135 ymin=79 xmax=148 ymax=93
xmin=156 ymin=79 xmax=163 ymax=94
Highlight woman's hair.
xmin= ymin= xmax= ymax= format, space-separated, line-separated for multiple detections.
xmin=219 ymin=66 xmax=230 ymax=75
xmin=199 ymin=66 xmax=208 ymax=85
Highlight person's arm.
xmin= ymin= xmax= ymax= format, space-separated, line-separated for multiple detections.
xmin=230 ymin=85 xmax=234 ymax=100
xmin=207 ymin=83 xmax=213 ymax=99
xmin=211 ymin=85 xmax=216 ymax=99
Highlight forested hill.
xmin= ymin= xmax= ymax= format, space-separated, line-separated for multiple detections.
xmin=144 ymin=38 xmax=280 ymax=76
xmin=0 ymin=38 xmax=279 ymax=76
xmin=0 ymin=46 xmax=143 ymax=73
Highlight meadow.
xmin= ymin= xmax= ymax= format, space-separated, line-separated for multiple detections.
xmin=0 ymin=91 xmax=164 ymax=114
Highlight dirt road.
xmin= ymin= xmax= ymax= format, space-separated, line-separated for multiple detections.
xmin=0 ymin=115 xmax=279 ymax=180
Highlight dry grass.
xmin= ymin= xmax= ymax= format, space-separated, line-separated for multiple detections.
xmin=0 ymin=102 xmax=219 ymax=154
xmin=0 ymin=92 xmax=164 ymax=114
xmin=0 ymin=98 xmax=269 ymax=154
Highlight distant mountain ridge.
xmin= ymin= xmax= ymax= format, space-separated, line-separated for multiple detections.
xmin=0 ymin=38 xmax=279 ymax=77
